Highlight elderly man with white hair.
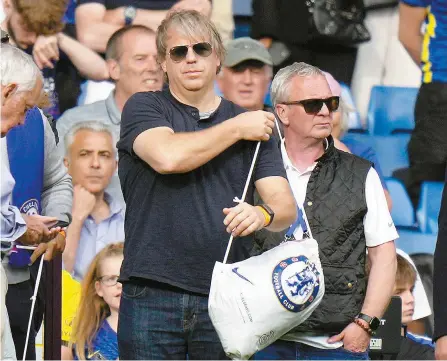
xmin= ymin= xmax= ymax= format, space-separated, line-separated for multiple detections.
xmin=1 ymin=43 xmax=69 ymax=360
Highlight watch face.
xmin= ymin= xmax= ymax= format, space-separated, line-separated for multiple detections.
xmin=124 ymin=6 xmax=137 ymax=19
xmin=370 ymin=317 xmax=380 ymax=330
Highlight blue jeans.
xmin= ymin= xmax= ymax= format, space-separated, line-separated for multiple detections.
xmin=118 ymin=280 xmax=227 ymax=360
xmin=254 ymin=339 xmax=369 ymax=360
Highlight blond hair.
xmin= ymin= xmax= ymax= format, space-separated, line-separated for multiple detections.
xmin=156 ymin=10 xmax=225 ymax=73
xmin=70 ymin=243 xmax=124 ymax=360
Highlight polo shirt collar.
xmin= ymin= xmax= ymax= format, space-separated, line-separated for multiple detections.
xmin=281 ymin=137 xmax=330 ymax=173
xmin=105 ymin=91 xmax=121 ymax=125
xmin=103 ymin=191 xmax=123 ymax=217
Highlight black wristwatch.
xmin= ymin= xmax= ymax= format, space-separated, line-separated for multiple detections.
xmin=124 ymin=6 xmax=137 ymax=25
xmin=259 ymin=204 xmax=275 ymax=227
xmin=355 ymin=313 xmax=381 ymax=332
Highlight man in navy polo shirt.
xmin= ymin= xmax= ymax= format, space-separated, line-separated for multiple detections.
xmin=116 ymin=9 xmax=297 ymax=360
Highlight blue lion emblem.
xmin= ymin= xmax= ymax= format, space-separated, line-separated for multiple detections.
xmin=272 ymin=256 xmax=321 ymax=312
xmin=285 ymin=265 xmax=317 ymax=298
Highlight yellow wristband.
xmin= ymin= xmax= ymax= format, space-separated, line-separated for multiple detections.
xmin=256 ymin=206 xmax=271 ymax=227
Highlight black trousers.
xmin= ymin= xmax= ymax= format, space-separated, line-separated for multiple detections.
xmin=406 ymin=82 xmax=447 ymax=207
xmin=5 ymin=259 xmax=46 ymax=360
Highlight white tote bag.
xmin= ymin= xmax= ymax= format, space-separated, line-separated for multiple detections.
xmin=208 ymin=238 xmax=324 ymax=359
xmin=208 ymin=142 xmax=325 ymax=360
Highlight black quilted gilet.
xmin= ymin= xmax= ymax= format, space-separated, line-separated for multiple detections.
xmin=292 ymin=137 xmax=372 ymax=334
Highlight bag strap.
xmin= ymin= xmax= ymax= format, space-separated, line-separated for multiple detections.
xmin=285 ymin=206 xmax=310 ymax=240
xmin=274 ymin=116 xmax=314 ymax=241
xmin=222 ymin=141 xmax=261 ymax=264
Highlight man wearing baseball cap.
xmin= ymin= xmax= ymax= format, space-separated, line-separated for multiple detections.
xmin=217 ymin=37 xmax=273 ymax=112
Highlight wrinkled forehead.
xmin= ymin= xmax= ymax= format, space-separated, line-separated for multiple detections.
xmin=72 ymin=130 xmax=115 ymax=151
xmin=289 ymin=74 xmax=332 ymax=100
xmin=122 ymin=30 xmax=157 ymax=55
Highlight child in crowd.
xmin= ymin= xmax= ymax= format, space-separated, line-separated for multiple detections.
xmin=393 ymin=254 xmax=434 ymax=360
xmin=66 ymin=243 xmax=123 ymax=360
xmin=368 ymin=253 xmax=434 ymax=359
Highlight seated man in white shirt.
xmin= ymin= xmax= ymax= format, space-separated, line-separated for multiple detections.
xmin=62 ymin=121 xmax=124 ymax=281
xmin=253 ymin=62 xmax=397 ymax=360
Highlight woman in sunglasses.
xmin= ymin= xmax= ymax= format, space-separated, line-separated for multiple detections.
xmin=116 ymin=9 xmax=297 ymax=361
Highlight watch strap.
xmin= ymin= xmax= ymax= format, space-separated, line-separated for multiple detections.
xmin=353 ymin=318 xmax=372 ymax=335
xmin=356 ymin=312 xmax=380 ymax=331
xmin=257 ymin=204 xmax=275 ymax=227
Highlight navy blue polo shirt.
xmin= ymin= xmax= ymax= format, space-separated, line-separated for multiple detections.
xmin=117 ymin=89 xmax=287 ymax=294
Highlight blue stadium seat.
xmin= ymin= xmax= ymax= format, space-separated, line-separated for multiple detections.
xmin=370 ymin=134 xmax=410 ymax=177
xmin=233 ymin=0 xmax=253 ymax=16
xmin=234 ymin=22 xmax=251 ymax=39
xmin=233 ymin=0 xmax=252 ymax=39
xmin=340 ymin=83 xmax=364 ymax=132
xmin=367 ymin=86 xmax=418 ymax=135
xmin=417 ymin=181 xmax=444 ymax=234
xmin=341 ymin=134 xmax=410 ymax=177
xmin=395 ymin=229 xmax=437 ymax=255
xmin=385 ymin=178 xmax=416 ymax=227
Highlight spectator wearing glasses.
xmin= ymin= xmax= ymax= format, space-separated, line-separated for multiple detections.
xmin=66 ymin=242 xmax=123 ymax=360
xmin=62 ymin=121 xmax=124 ymax=282
xmin=117 ymin=10 xmax=296 ymax=360
xmin=57 ymin=25 xmax=164 ymax=206
xmin=253 ymin=62 xmax=397 ymax=360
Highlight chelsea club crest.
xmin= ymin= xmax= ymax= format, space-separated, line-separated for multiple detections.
xmin=20 ymin=199 xmax=39 ymax=215
xmin=272 ymin=256 xmax=320 ymax=313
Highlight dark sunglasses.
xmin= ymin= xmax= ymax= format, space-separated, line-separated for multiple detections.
xmin=169 ymin=42 xmax=213 ymax=62
xmin=281 ymin=96 xmax=340 ymax=114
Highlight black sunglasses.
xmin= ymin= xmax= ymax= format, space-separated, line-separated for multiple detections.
xmin=281 ymin=96 xmax=340 ymax=115
xmin=169 ymin=42 xmax=213 ymax=62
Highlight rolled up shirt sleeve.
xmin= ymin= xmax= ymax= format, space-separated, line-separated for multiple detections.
xmin=1 ymin=205 xmax=26 ymax=252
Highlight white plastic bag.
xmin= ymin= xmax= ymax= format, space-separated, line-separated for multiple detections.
xmin=208 ymin=238 xmax=325 ymax=360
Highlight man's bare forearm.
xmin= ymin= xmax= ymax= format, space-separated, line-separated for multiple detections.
xmin=401 ymin=34 xmax=423 ymax=65
xmin=256 ymin=178 xmax=297 ymax=232
xmin=136 ymin=118 xmax=243 ymax=174
xmin=76 ymin=22 xmax=122 ymax=53
xmin=133 ymin=9 xmax=169 ymax=30
xmin=57 ymin=33 xmax=109 ymax=80
xmin=398 ymin=2 xmax=426 ymax=65
xmin=362 ymin=241 xmax=397 ymax=318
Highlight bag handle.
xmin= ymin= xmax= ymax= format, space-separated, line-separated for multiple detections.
xmin=222 ymin=141 xmax=261 ymax=264
xmin=274 ymin=116 xmax=314 ymax=240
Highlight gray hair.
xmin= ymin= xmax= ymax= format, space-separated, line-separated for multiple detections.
xmin=64 ymin=121 xmax=117 ymax=156
xmin=0 ymin=43 xmax=43 ymax=93
xmin=271 ymin=62 xmax=324 ymax=107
